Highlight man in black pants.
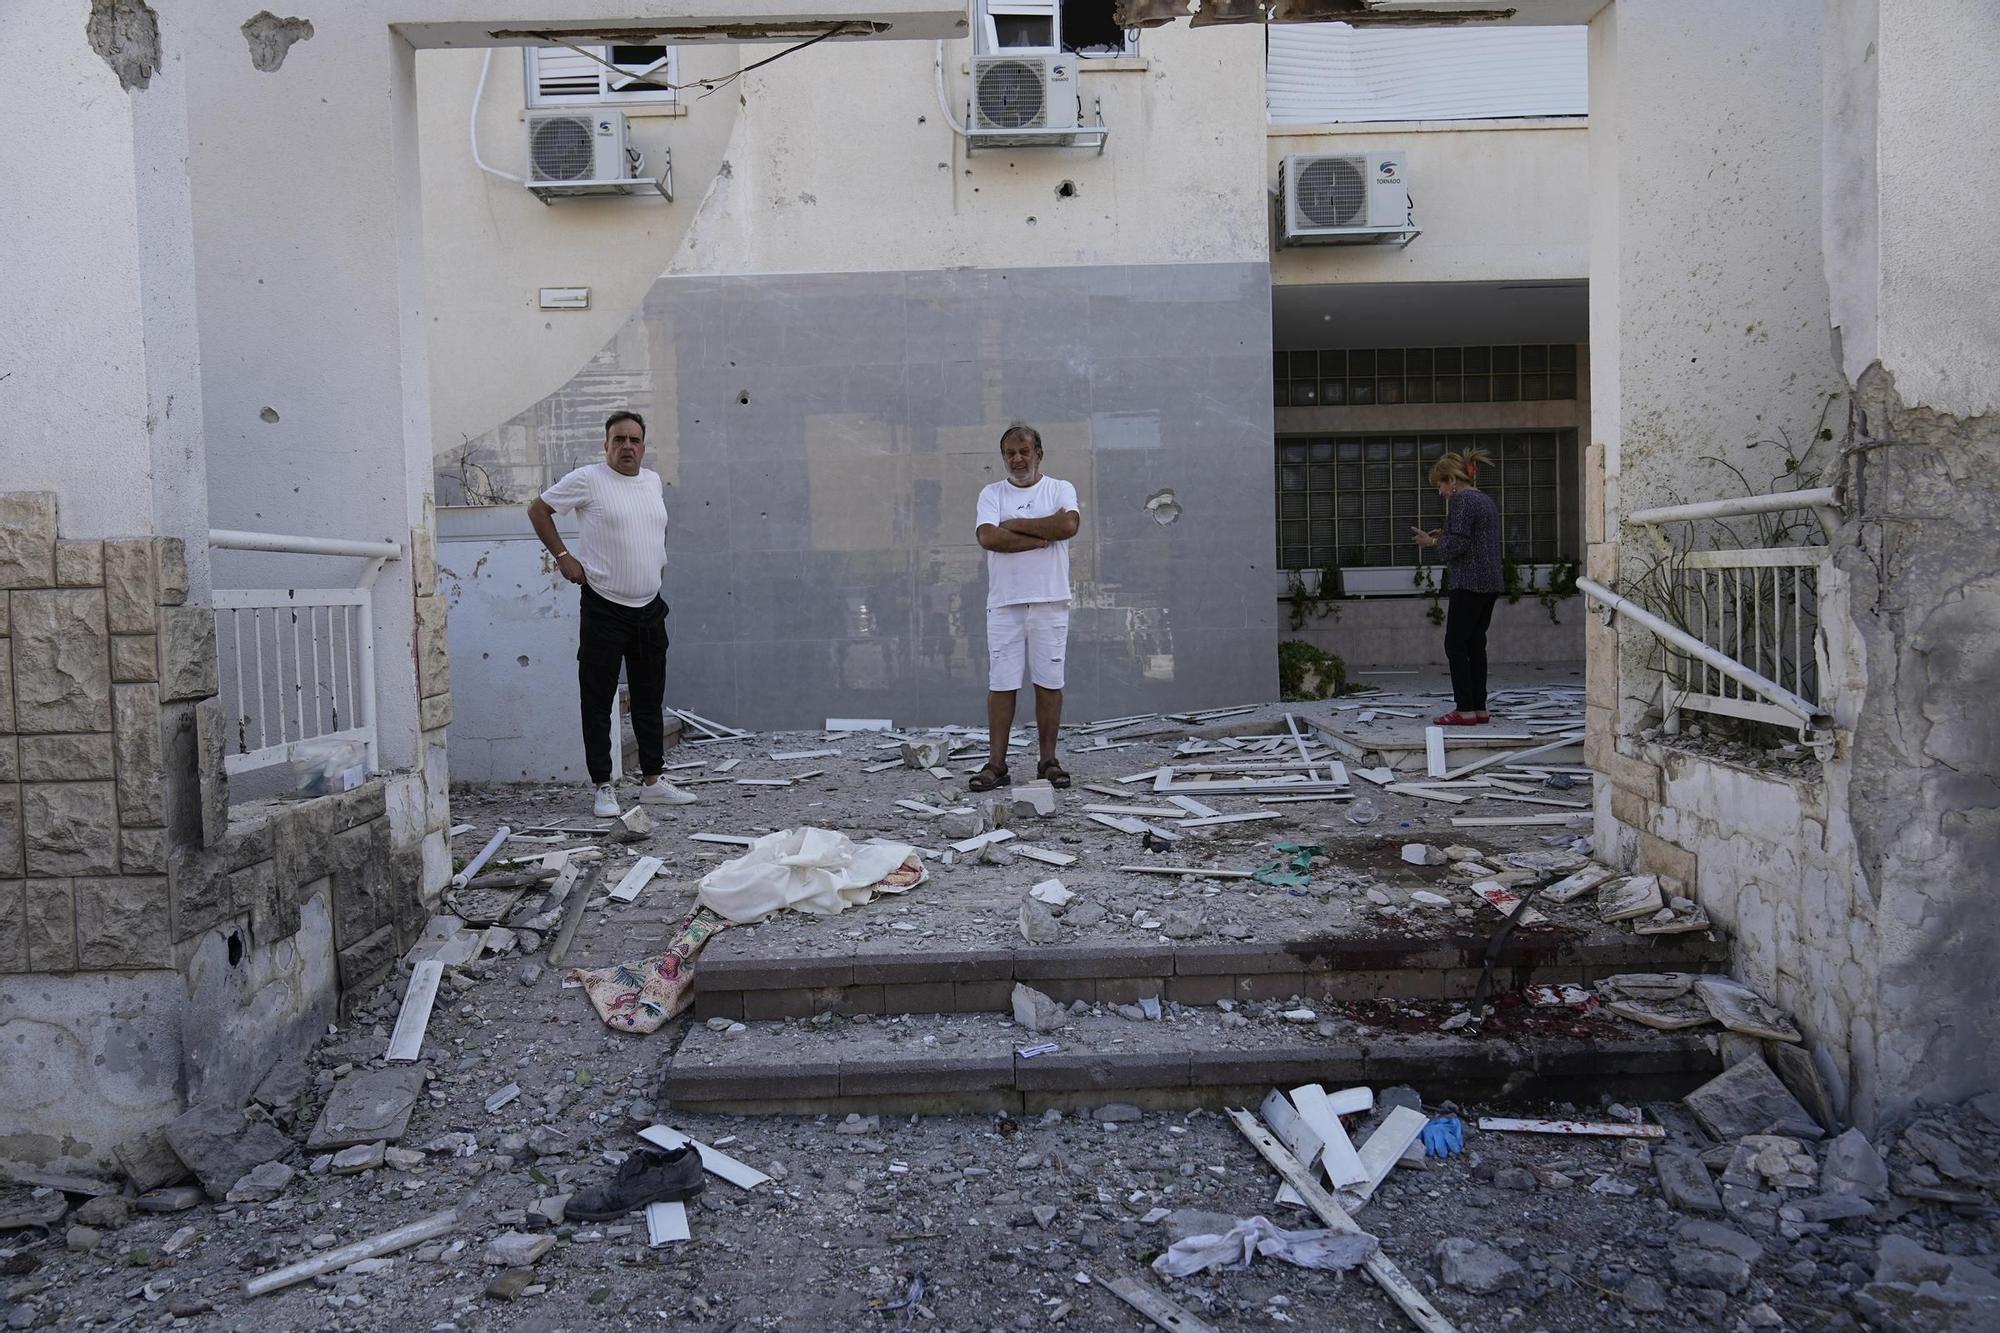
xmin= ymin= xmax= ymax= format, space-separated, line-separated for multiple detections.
xmin=528 ymin=411 xmax=696 ymax=816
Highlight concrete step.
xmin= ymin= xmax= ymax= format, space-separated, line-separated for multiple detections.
xmin=660 ymin=1002 xmax=1722 ymax=1117
xmin=689 ymin=928 xmax=1731 ymax=1022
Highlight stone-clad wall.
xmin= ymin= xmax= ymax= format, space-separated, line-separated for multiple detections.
xmin=0 ymin=488 xmax=422 ymax=998
xmin=0 ymin=491 xmax=217 ymax=971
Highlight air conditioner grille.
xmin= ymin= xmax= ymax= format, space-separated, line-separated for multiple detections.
xmin=976 ymin=59 xmax=1048 ymax=130
xmin=1294 ymin=157 xmax=1368 ymax=228
xmin=530 ymin=116 xmax=596 ymax=181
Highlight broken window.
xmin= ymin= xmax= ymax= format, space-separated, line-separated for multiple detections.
xmin=978 ymin=1 xmax=1139 ymax=57
xmin=1274 ymin=429 xmax=1578 ymax=572
xmin=525 ymin=44 xmax=678 ymax=106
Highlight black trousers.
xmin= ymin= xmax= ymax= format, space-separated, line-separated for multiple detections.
xmin=1444 ymin=591 xmax=1500 ymax=713
xmin=577 ymin=585 xmax=668 ymax=785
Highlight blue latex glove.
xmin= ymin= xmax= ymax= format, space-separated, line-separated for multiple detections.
xmin=1419 ymin=1115 xmax=1464 ymax=1158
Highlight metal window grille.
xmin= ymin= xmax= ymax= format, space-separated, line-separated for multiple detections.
xmin=1275 ymin=430 xmax=1578 ymax=572
xmin=1274 ymin=343 xmax=1578 ymax=408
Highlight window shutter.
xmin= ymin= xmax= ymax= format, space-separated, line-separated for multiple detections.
xmin=533 ymin=46 xmax=608 ymax=101
xmin=1267 ymin=24 xmax=1587 ymax=125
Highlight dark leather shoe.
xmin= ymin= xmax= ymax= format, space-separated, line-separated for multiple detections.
xmin=565 ymin=1145 xmax=704 ymax=1220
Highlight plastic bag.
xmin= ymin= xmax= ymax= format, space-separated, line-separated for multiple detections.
xmin=290 ymin=736 xmax=366 ymax=797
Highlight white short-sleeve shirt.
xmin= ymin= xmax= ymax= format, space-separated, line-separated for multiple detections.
xmin=976 ymin=475 xmax=1080 ymax=610
xmin=538 ymin=463 xmax=669 ymax=608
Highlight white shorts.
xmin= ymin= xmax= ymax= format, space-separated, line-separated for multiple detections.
xmin=987 ymin=601 xmax=1071 ymax=692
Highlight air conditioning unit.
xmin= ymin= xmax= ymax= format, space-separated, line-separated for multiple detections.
xmin=527 ymin=109 xmax=631 ymax=184
xmin=969 ymin=53 xmax=1079 ymax=144
xmin=1278 ymin=151 xmax=1417 ymax=246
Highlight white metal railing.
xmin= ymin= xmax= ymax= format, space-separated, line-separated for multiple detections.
xmin=209 ymin=530 xmax=402 ymax=776
xmin=1583 ymin=487 xmax=1841 ymax=747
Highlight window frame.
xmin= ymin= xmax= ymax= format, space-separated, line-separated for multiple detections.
xmin=1275 ymin=429 xmax=1579 ymax=574
xmin=524 ymin=44 xmax=680 ymax=108
xmin=976 ymin=1 xmax=1140 ymax=58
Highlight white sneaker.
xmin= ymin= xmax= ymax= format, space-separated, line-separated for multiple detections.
xmin=591 ymin=784 xmax=619 ymax=818
xmin=636 ymin=777 xmax=698 ymax=806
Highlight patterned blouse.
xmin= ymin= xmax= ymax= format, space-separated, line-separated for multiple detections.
xmin=1435 ymin=487 xmax=1503 ymax=593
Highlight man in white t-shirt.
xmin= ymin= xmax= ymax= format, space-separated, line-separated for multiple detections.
xmin=970 ymin=424 xmax=1081 ymax=792
xmin=527 ymin=411 xmax=697 ymax=817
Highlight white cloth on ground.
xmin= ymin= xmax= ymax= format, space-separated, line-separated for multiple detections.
xmin=695 ymin=827 xmax=923 ymax=924
xmin=1150 ymin=1215 xmax=1380 ymax=1278
xmin=976 ymin=475 xmax=1079 ymax=609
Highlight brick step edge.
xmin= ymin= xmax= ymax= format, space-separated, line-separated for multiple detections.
xmin=661 ymin=1029 xmax=1720 ymax=1108
xmin=693 ymin=938 xmax=1732 ymax=1021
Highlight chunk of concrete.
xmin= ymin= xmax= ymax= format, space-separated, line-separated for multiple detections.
xmin=1599 ymin=875 xmax=1664 ymax=922
xmin=165 ymin=1102 xmax=295 ymax=1200
xmin=72 ymin=1195 xmax=130 ymax=1230
xmin=1010 ymin=781 xmax=1057 ymax=817
xmin=331 ymin=1142 xmax=386 ymax=1175
xmin=1011 ymin=983 xmax=1063 ymax=1033
xmin=224 ymin=1160 xmax=294 ymax=1204
xmin=1654 ymin=1148 xmax=1723 ymax=1213
xmin=1018 ymin=897 xmax=1063 ymax=944
xmin=307 ymin=1065 xmax=426 ymax=1151
xmin=1822 ymin=1127 xmax=1889 ymax=1201
xmin=135 ymin=1186 xmax=204 ymax=1214
xmin=483 ymin=1231 xmax=556 ymax=1268
xmin=1683 ymin=1053 xmax=1819 ymax=1141
xmin=113 ymin=1127 xmax=190 ymax=1193
xmin=1434 ymin=1237 xmax=1523 ymax=1293
xmin=1693 ymin=975 xmax=1802 ymax=1043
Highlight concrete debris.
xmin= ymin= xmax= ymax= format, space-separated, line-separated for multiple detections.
xmin=1693 ymin=975 xmax=1803 ymax=1042
xmin=484 ymin=1230 xmax=556 ymax=1268
xmin=1598 ymin=875 xmax=1664 ymax=922
xmin=308 ymin=1065 xmax=427 ymax=1150
xmin=1857 ymin=1234 xmax=2000 ymax=1329
xmin=134 ymin=1185 xmax=204 ymax=1214
xmin=1399 ymin=843 xmax=1442 ymax=865
xmin=224 ymin=1160 xmax=295 ymax=1204
xmin=1018 ymin=895 xmax=1064 ymax=943
xmin=1683 ymin=1052 xmax=1820 ymax=1141
xmin=1654 ymin=1148 xmax=1724 ymax=1213
xmin=1742 ymin=1133 xmax=1818 ymax=1189
xmin=0 ymin=1195 xmax=71 ymax=1231
xmin=1603 ymin=971 xmax=1696 ymax=1000
xmin=1010 ymin=780 xmax=1057 ymax=817
xmin=71 ymin=1195 xmax=130 ymax=1230
xmin=1011 ymin=983 xmax=1064 ymax=1033
xmin=1603 ymin=992 xmax=1713 ymax=1030
xmin=331 ymin=1142 xmax=387 ymax=1175
xmin=614 ymin=804 xmax=652 ymax=842
xmin=1433 ymin=1236 xmax=1523 ymax=1293
xmin=112 ymin=1127 xmax=190 ymax=1193
xmin=1028 ymin=877 xmax=1074 ymax=907
xmin=1822 ymin=1126 xmax=1890 ymax=1201
xmin=164 ymin=1101 xmax=295 ymax=1200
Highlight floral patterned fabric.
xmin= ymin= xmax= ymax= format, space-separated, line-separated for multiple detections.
xmin=566 ymin=906 xmax=732 ymax=1034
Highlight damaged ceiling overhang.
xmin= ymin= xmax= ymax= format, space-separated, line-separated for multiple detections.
xmin=1113 ymin=1 xmax=1518 ymax=28
xmin=486 ymin=21 xmax=890 ymax=42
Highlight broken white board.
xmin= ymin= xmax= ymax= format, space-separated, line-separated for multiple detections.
xmin=1165 ymin=794 xmax=1220 ymax=819
xmin=1425 ymin=727 xmax=1448 ymax=779
xmin=950 ymin=829 xmax=1016 ymax=854
xmin=385 ymin=960 xmax=444 ymax=1062
xmin=1288 ymin=1084 xmax=1369 ymax=1189
xmin=770 ymin=748 xmax=841 ymax=761
xmin=1010 ymin=845 xmax=1078 ymax=867
xmin=607 ymin=856 xmax=664 ymax=904
xmin=645 ymin=1200 xmax=690 ymax=1246
xmin=713 ymin=757 xmax=742 ymax=773
xmin=1172 ymin=812 xmax=1283 ymax=829
xmin=1353 ymin=767 xmax=1397 ymax=786
xmin=639 ymin=1125 xmax=773 ymax=1190
xmin=1471 ymin=881 xmax=1547 ymax=925
xmin=1542 ymin=863 xmax=1616 ymax=903
xmin=1262 ymin=1088 xmax=1323 ymax=1209
xmin=688 ymin=833 xmax=758 ymax=847
xmin=1338 ymin=1106 xmax=1431 ymax=1209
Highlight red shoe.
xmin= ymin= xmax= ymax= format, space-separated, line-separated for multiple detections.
xmin=1433 ymin=711 xmax=1488 ymax=725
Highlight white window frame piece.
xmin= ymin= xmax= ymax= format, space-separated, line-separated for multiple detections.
xmin=525 ymin=44 xmax=679 ymax=107
xmin=977 ymin=0 xmax=1139 ymax=58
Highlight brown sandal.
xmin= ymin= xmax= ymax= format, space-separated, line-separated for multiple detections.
xmin=968 ymin=763 xmax=1009 ymax=792
xmin=1038 ymin=759 xmax=1072 ymax=789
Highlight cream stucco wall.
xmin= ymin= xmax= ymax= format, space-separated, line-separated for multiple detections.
xmin=0 ymin=2 xmax=208 ymax=570
xmin=1269 ymin=120 xmax=1588 ymax=287
xmin=421 ymin=23 xmax=1271 ymax=454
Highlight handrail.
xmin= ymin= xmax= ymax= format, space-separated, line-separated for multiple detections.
xmin=209 ymin=529 xmax=402 ymax=560
xmin=1626 ymin=487 xmax=1839 ymax=526
xmin=1576 ymin=576 xmax=1829 ymax=730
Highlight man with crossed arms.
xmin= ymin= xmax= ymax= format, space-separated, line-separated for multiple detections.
xmin=970 ymin=423 xmax=1081 ymax=792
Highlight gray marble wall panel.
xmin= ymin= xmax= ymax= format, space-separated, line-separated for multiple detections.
xmin=441 ymin=262 xmax=1277 ymax=743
